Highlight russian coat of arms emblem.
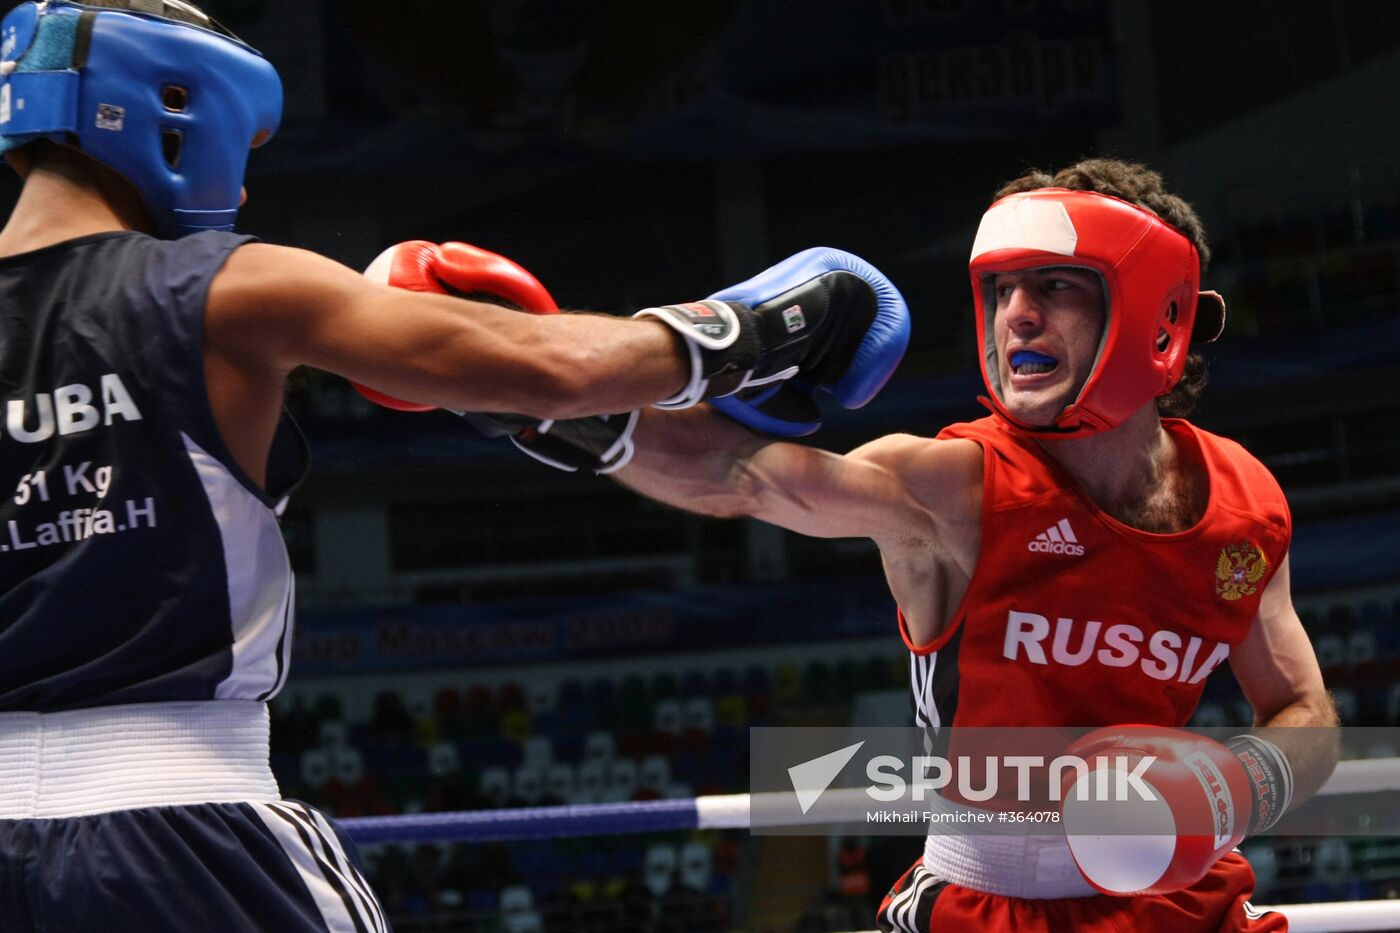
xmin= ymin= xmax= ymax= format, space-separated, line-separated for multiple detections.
xmin=1215 ymin=542 xmax=1268 ymax=601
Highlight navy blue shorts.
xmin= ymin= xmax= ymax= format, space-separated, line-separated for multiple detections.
xmin=0 ymin=800 xmax=388 ymax=932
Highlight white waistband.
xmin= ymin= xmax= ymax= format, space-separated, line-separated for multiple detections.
xmin=923 ymin=833 xmax=1097 ymax=899
xmin=0 ymin=700 xmax=280 ymax=819
xmin=921 ymin=792 xmax=1096 ymax=899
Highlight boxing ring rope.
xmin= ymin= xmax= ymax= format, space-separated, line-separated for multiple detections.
xmin=341 ymin=756 xmax=1398 ymax=843
xmin=340 ymin=758 xmax=1400 ymax=931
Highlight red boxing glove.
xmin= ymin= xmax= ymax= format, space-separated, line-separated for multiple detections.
xmin=352 ymin=240 xmax=559 ymax=411
xmin=1060 ymin=725 xmax=1259 ymax=896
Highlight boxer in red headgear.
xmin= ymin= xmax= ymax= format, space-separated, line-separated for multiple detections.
xmin=546 ymin=159 xmax=1336 ymax=932
xmin=967 ymin=186 xmax=1224 ymax=437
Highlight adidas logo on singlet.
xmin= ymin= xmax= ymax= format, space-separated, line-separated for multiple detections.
xmin=1027 ymin=518 xmax=1085 ymax=556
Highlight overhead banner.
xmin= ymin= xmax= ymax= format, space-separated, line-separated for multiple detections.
xmin=293 ymin=577 xmax=896 ymax=673
xmin=263 ymin=0 xmax=1120 ymax=172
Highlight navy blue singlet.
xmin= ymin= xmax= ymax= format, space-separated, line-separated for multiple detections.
xmin=0 ymin=230 xmax=308 ymax=711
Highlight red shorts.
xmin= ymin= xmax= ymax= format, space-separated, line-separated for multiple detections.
xmin=875 ymin=851 xmax=1286 ymax=932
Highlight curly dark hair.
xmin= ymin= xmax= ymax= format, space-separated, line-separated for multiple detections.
xmin=994 ymin=159 xmax=1211 ymax=418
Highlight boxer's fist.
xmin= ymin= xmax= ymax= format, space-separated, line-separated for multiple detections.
xmin=352 ymin=240 xmax=558 ymax=411
xmin=635 ymin=248 xmax=910 ymax=434
xmin=1060 ymin=726 xmax=1291 ymax=896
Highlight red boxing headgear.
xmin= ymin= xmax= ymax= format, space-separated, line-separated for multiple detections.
xmin=969 ymin=189 xmax=1215 ymax=437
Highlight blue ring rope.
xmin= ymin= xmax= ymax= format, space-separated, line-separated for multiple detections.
xmin=341 ymin=798 xmax=700 ymax=844
xmin=337 ymin=759 xmax=1391 ymax=845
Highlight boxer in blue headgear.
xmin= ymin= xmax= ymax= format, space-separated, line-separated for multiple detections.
xmin=0 ymin=0 xmax=282 ymax=236
xmin=0 ymin=3 xmax=901 ymax=928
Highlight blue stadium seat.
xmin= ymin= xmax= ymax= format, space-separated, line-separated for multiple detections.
xmin=680 ymin=669 xmax=709 ymax=697
xmin=741 ymin=665 xmax=769 ymax=697
xmin=709 ymin=666 xmax=737 ymax=698
xmin=466 ymin=887 xmax=497 ymax=913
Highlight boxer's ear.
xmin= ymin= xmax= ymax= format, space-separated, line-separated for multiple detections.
xmin=1193 ymin=291 xmax=1226 ymax=344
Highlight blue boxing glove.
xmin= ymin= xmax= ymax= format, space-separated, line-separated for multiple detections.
xmin=711 ymin=248 xmax=909 ymax=435
xmin=635 ymin=248 xmax=910 ymax=436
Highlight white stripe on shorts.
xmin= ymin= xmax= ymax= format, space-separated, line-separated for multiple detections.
xmin=888 ymin=864 xmax=933 ymax=933
xmin=251 ymin=801 xmax=387 ymax=933
xmin=299 ymin=804 xmax=389 ymax=933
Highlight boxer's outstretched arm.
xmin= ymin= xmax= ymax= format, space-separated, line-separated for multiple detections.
xmin=207 ymin=243 xmax=684 ymax=418
xmin=618 ymin=408 xmax=980 ymax=647
xmin=616 ymin=407 xmax=981 ymax=543
xmin=1229 ymin=553 xmax=1339 ymax=808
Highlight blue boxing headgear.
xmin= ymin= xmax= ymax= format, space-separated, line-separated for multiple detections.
xmin=0 ymin=0 xmax=282 ymax=237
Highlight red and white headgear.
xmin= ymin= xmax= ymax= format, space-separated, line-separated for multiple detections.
xmin=969 ymin=188 xmax=1225 ymax=437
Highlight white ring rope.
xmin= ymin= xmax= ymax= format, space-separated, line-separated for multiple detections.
xmin=838 ymin=899 xmax=1400 ymax=933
